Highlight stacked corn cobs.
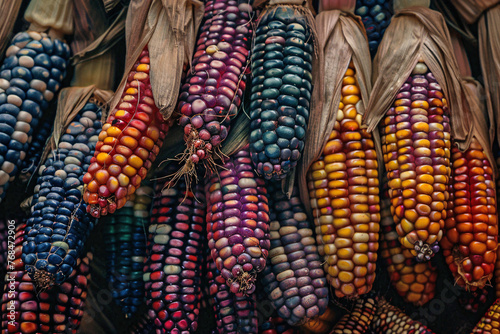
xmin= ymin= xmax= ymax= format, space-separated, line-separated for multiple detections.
xmin=1 ymin=224 xmax=91 ymax=333
xmin=380 ymin=60 xmax=449 ymax=262
xmin=103 ymin=184 xmax=153 ymax=317
xmin=249 ymin=6 xmax=313 ymax=181
xmin=22 ymin=101 xmax=102 ymax=287
xmin=178 ymin=0 xmax=253 ymax=167
xmin=83 ymin=46 xmax=171 ymax=218
xmin=0 ymin=31 xmax=69 ymax=201
xmin=307 ymin=63 xmax=380 ymax=298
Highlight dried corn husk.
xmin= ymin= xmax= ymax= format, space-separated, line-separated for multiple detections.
xmin=107 ymin=0 xmax=204 ymax=121
xmin=452 ymin=0 xmax=500 ymax=24
xmin=450 ymin=30 xmax=471 ymax=77
xmin=0 ymin=0 xmax=23 ymax=57
xmin=298 ymin=9 xmax=372 ymax=210
xmin=393 ymin=0 xmax=429 ymax=13
xmin=24 ymin=0 xmax=74 ymax=35
xmin=478 ymin=4 xmax=500 ymax=147
xmin=319 ymin=0 xmax=355 ymax=13
xmin=364 ymin=6 xmax=473 ymax=153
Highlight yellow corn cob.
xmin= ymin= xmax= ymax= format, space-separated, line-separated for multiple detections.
xmin=307 ymin=62 xmax=380 ymax=298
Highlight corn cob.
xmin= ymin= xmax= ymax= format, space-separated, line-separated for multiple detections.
xmin=379 ymin=177 xmax=437 ymax=306
xmin=103 ymin=184 xmax=153 ymax=318
xmin=249 ymin=5 xmax=314 ymax=181
xmin=380 ymin=60 xmax=451 ymax=261
xmin=0 ymin=31 xmax=70 ymax=201
xmin=1 ymin=223 xmax=91 ymax=333
xmin=370 ymin=297 xmax=435 ymax=334
xmin=307 ymin=63 xmax=380 ymax=298
xmin=206 ymin=144 xmax=271 ymax=295
xmin=299 ymin=306 xmax=336 ymax=334
xmin=0 ymin=218 xmax=7 ymax=268
xmin=22 ymin=100 xmax=102 ymax=287
xmin=330 ymin=293 xmax=378 ymax=334
xmin=459 ymin=288 xmax=489 ymax=313
xmin=473 ymin=298 xmax=500 ymax=333
xmin=440 ymin=138 xmax=497 ymax=289
xmin=259 ymin=316 xmax=298 ymax=334
xmin=144 ymin=178 xmax=205 ymax=333
xmin=83 ymin=46 xmax=171 ymax=218
xmin=355 ymin=0 xmax=392 ymax=57
xmin=177 ymin=0 xmax=253 ymax=172
xmin=262 ymin=184 xmax=328 ymax=324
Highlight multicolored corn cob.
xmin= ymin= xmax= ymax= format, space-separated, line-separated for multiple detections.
xmin=0 ymin=31 xmax=70 ymax=201
xmin=259 ymin=316 xmax=298 ymax=334
xmin=178 ymin=0 xmax=253 ymax=172
xmin=22 ymin=100 xmax=102 ymax=287
xmin=380 ymin=60 xmax=451 ymax=261
xmin=379 ymin=178 xmax=437 ymax=306
xmin=103 ymin=184 xmax=153 ymax=317
xmin=330 ymin=293 xmax=378 ymax=333
xmin=2 ymin=224 xmax=91 ymax=333
xmin=144 ymin=178 xmax=205 ymax=333
xmin=459 ymin=288 xmax=489 ymax=313
xmin=496 ymin=150 xmax=500 ymax=298
xmin=206 ymin=144 xmax=271 ymax=295
xmin=0 ymin=218 xmax=7 ymax=268
xmin=299 ymin=306 xmax=336 ymax=334
xmin=473 ymin=298 xmax=500 ymax=333
xmin=249 ymin=5 xmax=314 ymax=181
xmin=355 ymin=0 xmax=392 ymax=57
xmin=262 ymin=184 xmax=328 ymax=324
xmin=307 ymin=63 xmax=380 ymax=298
xmin=370 ymin=298 xmax=435 ymax=334
xmin=83 ymin=46 xmax=171 ymax=218
xmin=440 ymin=138 xmax=497 ymax=289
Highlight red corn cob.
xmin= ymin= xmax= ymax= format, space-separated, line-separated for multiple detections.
xmin=83 ymin=46 xmax=171 ymax=218
xmin=473 ymin=298 xmax=500 ymax=333
xmin=440 ymin=138 xmax=497 ymax=289
xmin=205 ymin=144 xmax=271 ymax=295
xmin=329 ymin=293 xmax=378 ymax=334
xmin=459 ymin=288 xmax=489 ymax=313
xmin=259 ymin=316 xmax=298 ymax=334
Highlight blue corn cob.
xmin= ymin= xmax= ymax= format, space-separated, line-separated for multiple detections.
xmin=22 ymin=100 xmax=102 ymax=287
xmin=249 ymin=6 xmax=314 ymax=181
xmin=355 ymin=0 xmax=393 ymax=57
xmin=0 ymin=31 xmax=70 ymax=201
xmin=144 ymin=177 xmax=205 ymax=333
xmin=103 ymin=184 xmax=153 ymax=318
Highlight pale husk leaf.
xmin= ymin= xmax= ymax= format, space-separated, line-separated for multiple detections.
xmin=478 ymin=4 xmax=500 ymax=147
xmin=297 ymin=9 xmax=371 ymax=211
xmin=24 ymin=0 xmax=74 ymax=35
xmin=0 ymin=0 xmax=23 ymax=57
xmin=452 ymin=0 xmax=500 ymax=24
xmin=364 ymin=7 xmax=473 ymax=152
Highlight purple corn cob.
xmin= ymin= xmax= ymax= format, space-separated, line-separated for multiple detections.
xmin=262 ymin=184 xmax=329 ymax=325
xmin=143 ymin=178 xmax=205 ymax=334
xmin=206 ymin=144 xmax=271 ymax=295
xmin=177 ymin=0 xmax=253 ymax=171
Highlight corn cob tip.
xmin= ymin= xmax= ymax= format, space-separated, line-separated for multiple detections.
xmin=414 ymin=240 xmax=440 ymax=262
xmin=227 ymin=270 xmax=257 ymax=296
xmin=27 ymin=266 xmax=54 ymax=289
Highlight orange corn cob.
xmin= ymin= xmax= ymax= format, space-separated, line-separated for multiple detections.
xmin=83 ymin=46 xmax=172 ymax=218
xmin=440 ymin=138 xmax=497 ymax=289
xmin=300 ymin=306 xmax=336 ymax=334
xmin=329 ymin=293 xmax=378 ymax=333
xmin=380 ymin=60 xmax=451 ymax=261
xmin=307 ymin=62 xmax=380 ymax=298
xmin=380 ymin=178 xmax=437 ymax=306
xmin=472 ymin=298 xmax=500 ymax=333
xmin=494 ymin=152 xmax=500 ymax=298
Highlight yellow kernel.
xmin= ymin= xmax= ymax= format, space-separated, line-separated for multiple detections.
xmin=136 ymin=64 xmax=150 ymax=73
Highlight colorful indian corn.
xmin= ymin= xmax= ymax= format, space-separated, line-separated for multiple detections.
xmin=2 ymin=223 xmax=91 ymax=333
xmin=330 ymin=293 xmax=378 ymax=333
xmin=83 ymin=46 xmax=171 ymax=218
xmin=440 ymin=138 xmax=497 ymax=289
xmin=22 ymin=100 xmax=102 ymax=287
xmin=249 ymin=5 xmax=314 ymax=181
xmin=262 ymin=184 xmax=328 ymax=324
xmin=206 ymin=144 xmax=271 ymax=295
xmin=143 ymin=177 xmax=205 ymax=333
xmin=380 ymin=60 xmax=451 ymax=261
xmin=103 ymin=184 xmax=153 ymax=317
xmin=0 ymin=31 xmax=70 ymax=201
xmin=379 ymin=178 xmax=437 ymax=306
xmin=307 ymin=62 xmax=380 ymax=298
xmin=299 ymin=306 xmax=336 ymax=334
xmin=177 ymin=0 xmax=253 ymax=170
xmin=355 ymin=0 xmax=393 ymax=57
xmin=473 ymin=298 xmax=500 ymax=333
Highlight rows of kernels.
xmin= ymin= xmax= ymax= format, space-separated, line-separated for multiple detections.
xmin=22 ymin=101 xmax=102 ymax=286
xmin=355 ymin=0 xmax=392 ymax=56
xmin=381 ymin=62 xmax=449 ymax=260
xmin=262 ymin=185 xmax=328 ymax=325
xmin=473 ymin=298 xmax=500 ymax=333
xmin=330 ymin=294 xmax=378 ymax=333
xmin=260 ymin=316 xmax=299 ymax=334
xmin=143 ymin=180 xmax=205 ymax=333
xmin=299 ymin=306 xmax=336 ymax=334
xmin=206 ymin=145 xmax=270 ymax=295
xmin=307 ymin=64 xmax=379 ymax=298
xmin=83 ymin=46 xmax=170 ymax=218
xmin=0 ymin=31 xmax=70 ymax=201
xmin=496 ymin=152 xmax=500 ymax=298
xmin=249 ymin=6 xmax=313 ymax=180
xmin=178 ymin=0 xmax=252 ymax=163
